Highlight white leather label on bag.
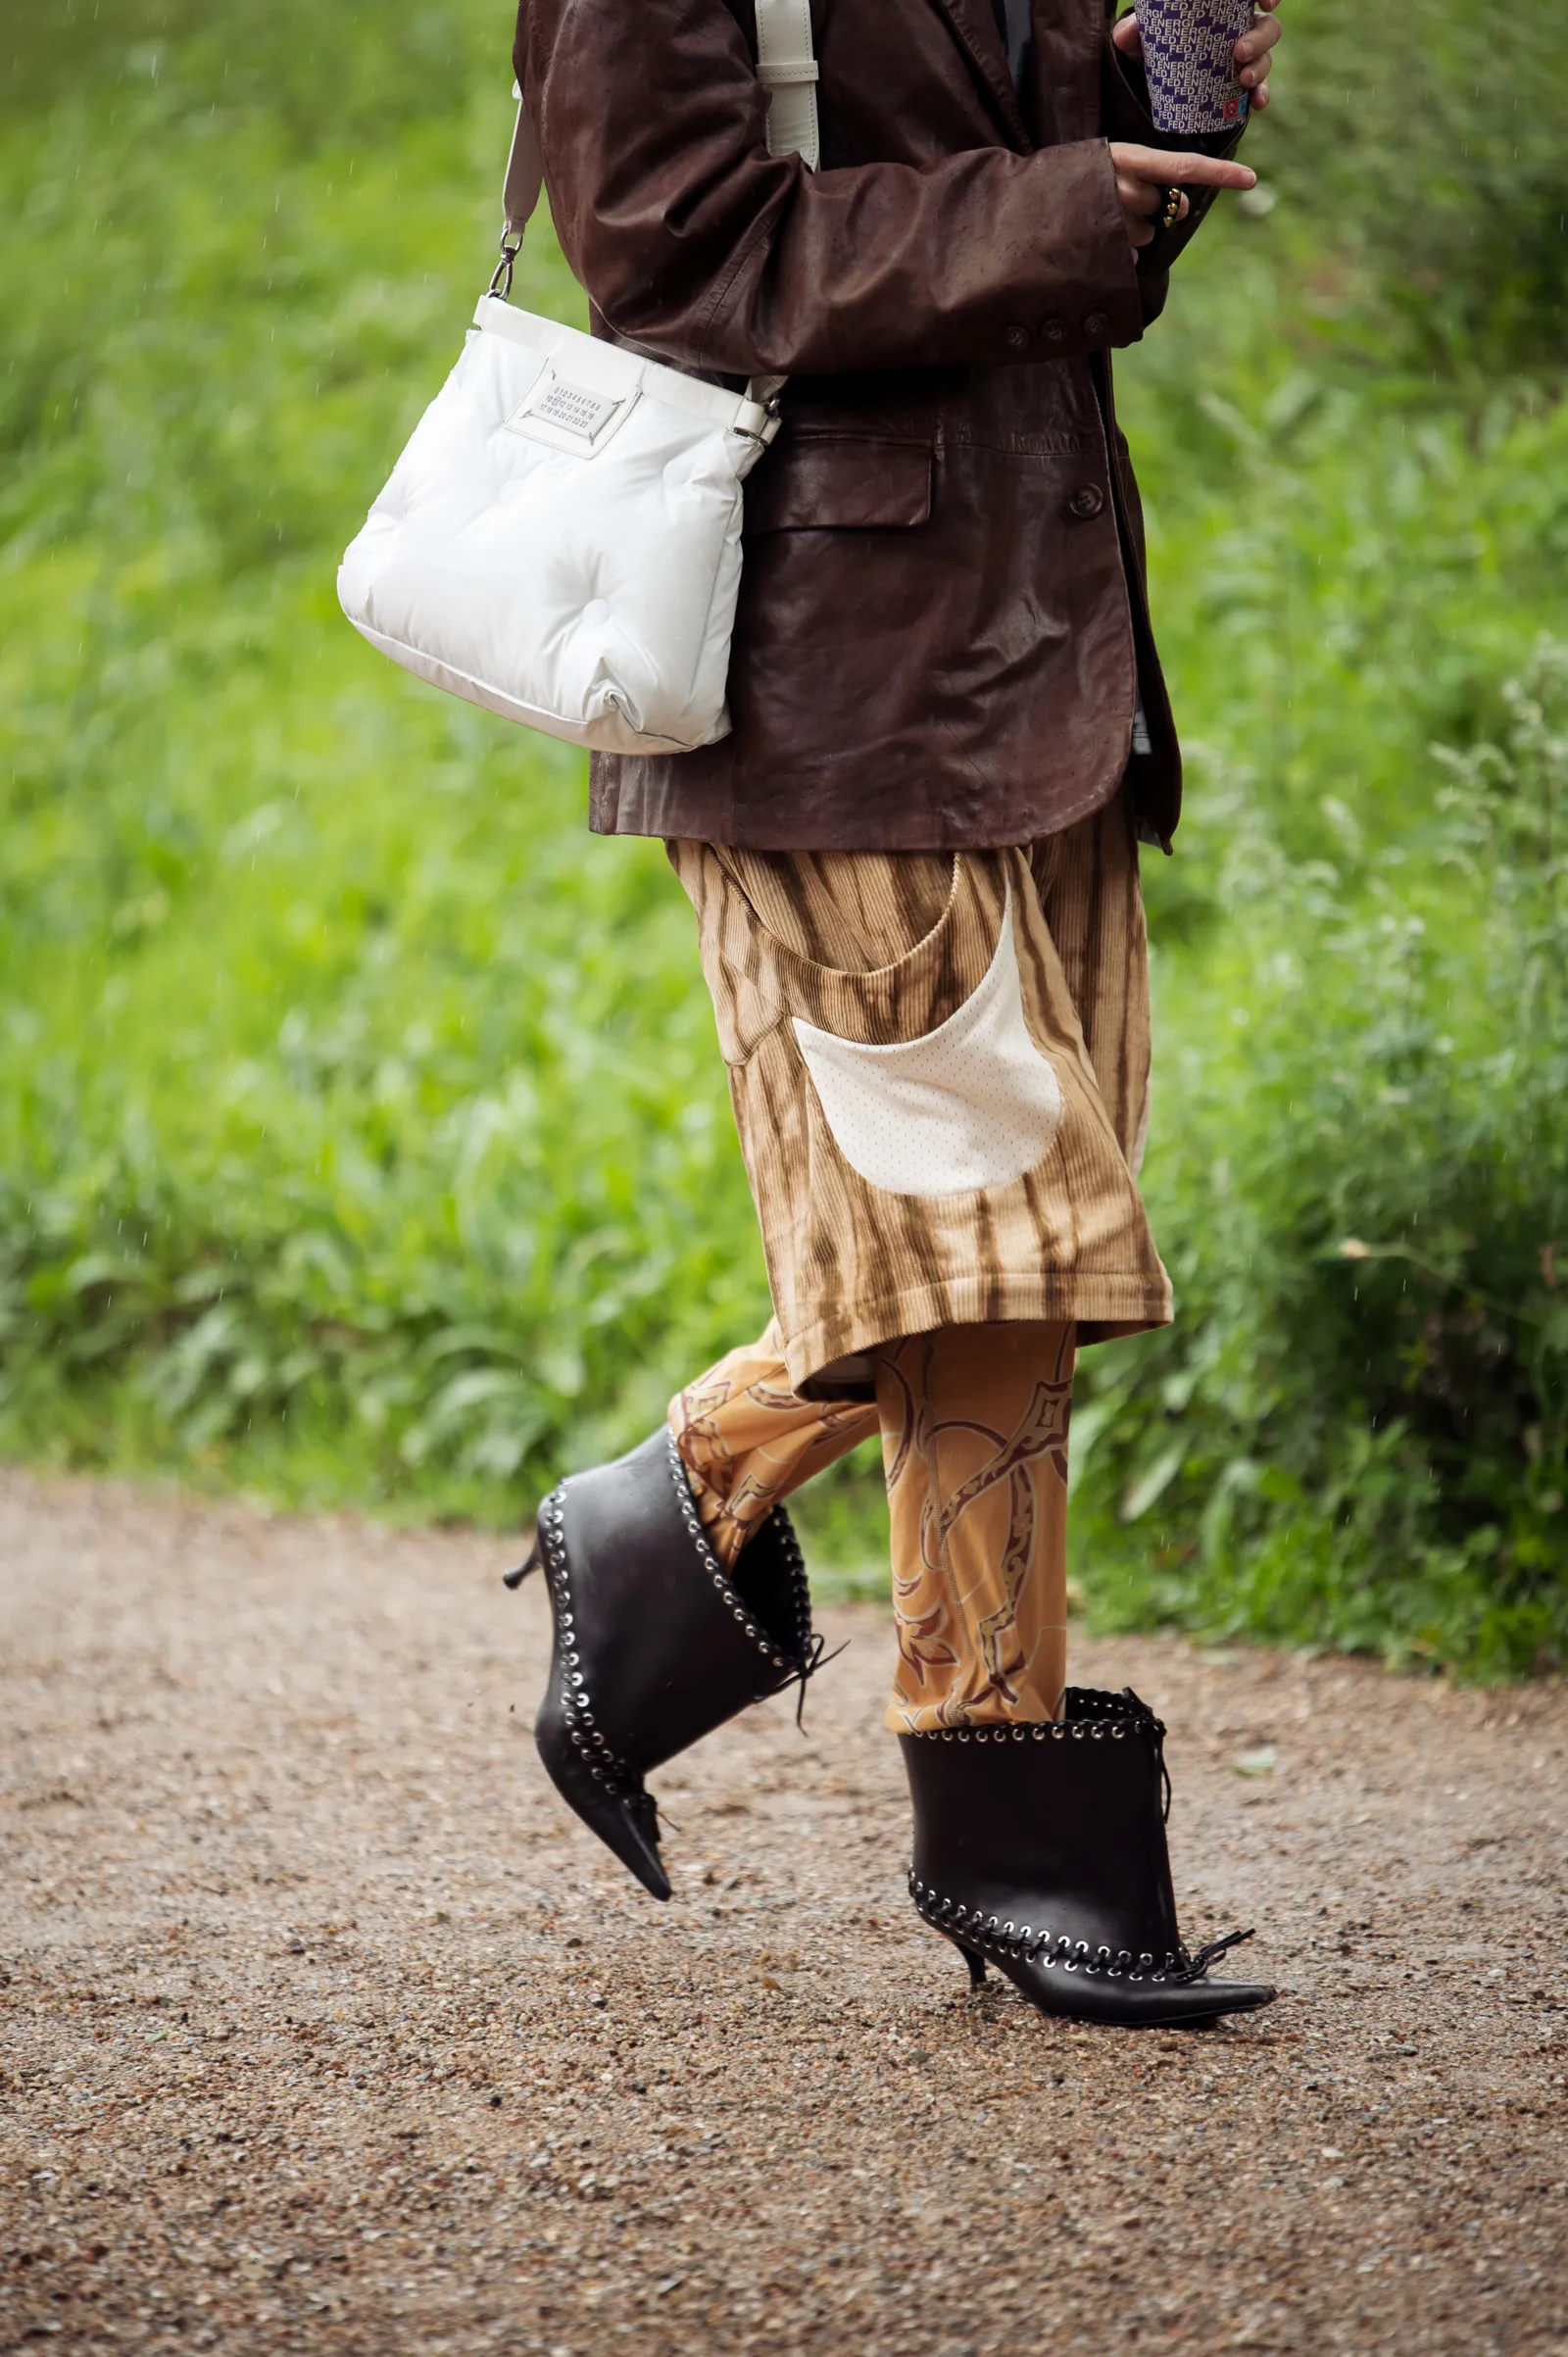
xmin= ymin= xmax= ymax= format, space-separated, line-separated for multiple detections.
xmin=504 ymin=368 xmax=638 ymax=457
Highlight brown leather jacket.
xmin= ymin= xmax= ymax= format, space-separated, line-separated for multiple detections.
xmin=514 ymin=0 xmax=1237 ymax=850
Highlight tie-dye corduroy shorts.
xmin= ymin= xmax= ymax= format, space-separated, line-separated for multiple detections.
xmin=667 ymin=792 xmax=1172 ymax=1400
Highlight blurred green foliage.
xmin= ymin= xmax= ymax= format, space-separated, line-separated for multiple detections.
xmin=1076 ymin=640 xmax=1568 ymax=1676
xmin=2 ymin=0 xmax=1565 ymax=1661
xmin=1256 ymin=0 xmax=1568 ymax=385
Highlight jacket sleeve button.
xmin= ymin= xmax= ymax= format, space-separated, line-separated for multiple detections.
xmin=1039 ymin=316 xmax=1068 ymax=345
xmin=1067 ymin=483 xmax=1106 ymax=519
xmin=1082 ymin=310 xmax=1111 ymax=341
xmin=1003 ymin=321 xmax=1031 ymax=351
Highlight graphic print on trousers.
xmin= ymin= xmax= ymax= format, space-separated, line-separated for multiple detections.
xmin=668 ymin=1317 xmax=1074 ymax=1730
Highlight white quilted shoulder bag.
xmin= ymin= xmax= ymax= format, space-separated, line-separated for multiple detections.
xmin=337 ymin=1 xmax=819 ymax=757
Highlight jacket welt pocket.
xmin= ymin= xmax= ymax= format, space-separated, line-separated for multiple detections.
xmin=745 ymin=436 xmax=934 ymax=533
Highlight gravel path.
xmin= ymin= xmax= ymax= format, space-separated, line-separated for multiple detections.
xmin=2 ymin=1467 xmax=1565 ymax=2354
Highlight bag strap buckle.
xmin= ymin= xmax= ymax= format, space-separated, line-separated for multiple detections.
xmin=488 ymin=228 xmax=523 ymax=301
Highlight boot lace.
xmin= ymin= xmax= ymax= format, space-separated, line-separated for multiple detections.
xmin=767 ymin=1627 xmax=848 ymax=1730
xmin=1175 ymin=1926 xmax=1257 ymax=1982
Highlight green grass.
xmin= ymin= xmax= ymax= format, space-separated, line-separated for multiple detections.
xmin=4 ymin=0 xmax=1566 ymax=1663
xmin=1 ymin=1 xmax=772 ymax=1525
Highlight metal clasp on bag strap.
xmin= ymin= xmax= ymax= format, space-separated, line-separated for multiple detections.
xmin=488 ymin=227 xmax=523 ymax=301
xmin=735 ymin=390 xmax=784 ymax=446
xmin=735 ymin=376 xmax=786 ymax=445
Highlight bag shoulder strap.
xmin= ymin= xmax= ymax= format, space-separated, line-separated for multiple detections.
xmin=754 ymin=0 xmax=821 ymax=171
xmin=502 ymin=0 xmax=818 ymax=242
xmin=503 ymin=87 xmax=545 ymax=241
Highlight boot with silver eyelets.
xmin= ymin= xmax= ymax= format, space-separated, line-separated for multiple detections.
xmin=902 ymin=1687 xmax=1276 ymax=2028
xmin=506 ymin=1428 xmax=822 ymax=1900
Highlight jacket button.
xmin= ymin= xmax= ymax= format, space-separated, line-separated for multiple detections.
xmin=1039 ymin=315 xmax=1068 ymax=345
xmin=1082 ymin=310 xmax=1111 ymax=341
xmin=1003 ymin=321 xmax=1031 ymax=351
xmin=1067 ymin=483 xmax=1105 ymax=519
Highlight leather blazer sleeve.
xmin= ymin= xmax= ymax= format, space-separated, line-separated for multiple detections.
xmin=514 ymin=0 xmax=1146 ymax=377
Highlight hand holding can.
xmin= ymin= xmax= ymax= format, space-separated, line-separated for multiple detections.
xmin=1115 ymin=0 xmax=1282 ymax=138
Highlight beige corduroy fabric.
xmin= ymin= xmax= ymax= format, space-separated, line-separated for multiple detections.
xmin=667 ymin=795 xmax=1169 ymax=1399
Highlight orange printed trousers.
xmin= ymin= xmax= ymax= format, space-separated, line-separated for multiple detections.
xmin=670 ymin=1318 xmax=1074 ymax=1733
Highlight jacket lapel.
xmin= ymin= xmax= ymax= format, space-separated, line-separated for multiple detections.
xmin=1029 ymin=0 xmax=1108 ymax=144
xmin=921 ymin=0 xmax=1030 ymax=146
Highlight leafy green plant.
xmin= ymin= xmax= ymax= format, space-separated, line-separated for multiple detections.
xmin=1072 ymin=642 xmax=1568 ymax=1674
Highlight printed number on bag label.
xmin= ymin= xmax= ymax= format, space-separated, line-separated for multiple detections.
xmin=505 ymin=371 xmax=632 ymax=455
xmin=530 ymin=380 xmax=619 ymax=440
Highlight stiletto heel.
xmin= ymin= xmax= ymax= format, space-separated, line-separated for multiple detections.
xmin=503 ymin=1540 xmax=540 ymax=1591
xmin=954 ymin=1937 xmax=987 ymax=1991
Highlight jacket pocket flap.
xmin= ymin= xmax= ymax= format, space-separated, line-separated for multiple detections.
xmin=746 ymin=436 xmax=933 ymax=533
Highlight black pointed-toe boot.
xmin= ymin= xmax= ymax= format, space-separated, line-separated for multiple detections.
xmin=902 ymin=1686 xmax=1276 ymax=2028
xmin=507 ymin=1428 xmax=822 ymax=1900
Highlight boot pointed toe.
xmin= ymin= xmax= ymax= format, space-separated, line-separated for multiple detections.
xmin=995 ymin=1949 xmax=1275 ymax=2028
xmin=609 ymin=1803 xmax=673 ymax=1903
xmin=534 ymin=1715 xmax=672 ymax=1900
xmin=514 ymin=1428 xmax=823 ymax=1896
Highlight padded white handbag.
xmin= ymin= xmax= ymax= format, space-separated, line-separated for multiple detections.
xmin=337 ymin=2 xmax=819 ymax=756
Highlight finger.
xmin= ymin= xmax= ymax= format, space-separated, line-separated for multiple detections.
xmin=1110 ymin=12 xmax=1144 ymax=56
xmin=1108 ymin=143 xmax=1258 ymax=189
xmin=1235 ymin=18 xmax=1282 ymax=73
xmin=1115 ymin=172 xmax=1192 ymax=229
xmin=1112 ymin=172 xmax=1160 ymax=247
xmin=1114 ymin=172 xmax=1162 ymax=219
xmin=1250 ymin=73 xmax=1270 ymax=107
xmin=1234 ymin=11 xmax=1282 ymax=60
